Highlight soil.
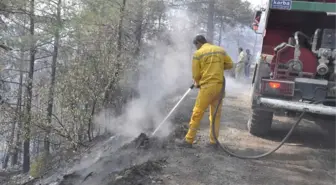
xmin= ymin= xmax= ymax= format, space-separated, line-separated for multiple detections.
xmin=8 ymin=79 xmax=336 ymax=185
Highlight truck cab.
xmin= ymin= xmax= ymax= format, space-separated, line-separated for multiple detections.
xmin=248 ymin=0 xmax=336 ymax=138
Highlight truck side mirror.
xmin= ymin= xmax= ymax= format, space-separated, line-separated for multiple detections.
xmin=251 ymin=11 xmax=262 ymax=33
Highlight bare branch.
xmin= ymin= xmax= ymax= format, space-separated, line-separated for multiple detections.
xmin=1 ymin=80 xmax=26 ymax=87
xmin=0 ymin=44 xmax=12 ymax=51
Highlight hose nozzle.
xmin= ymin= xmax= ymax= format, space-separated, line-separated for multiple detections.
xmin=190 ymin=84 xmax=200 ymax=89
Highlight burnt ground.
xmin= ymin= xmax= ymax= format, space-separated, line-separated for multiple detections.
xmin=6 ymin=78 xmax=336 ymax=185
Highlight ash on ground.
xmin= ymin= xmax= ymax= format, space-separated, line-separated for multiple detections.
xmin=170 ymin=124 xmax=188 ymax=139
xmin=5 ymin=121 xmax=189 ymax=185
xmin=108 ymin=158 xmax=167 ymax=185
xmin=118 ymin=132 xmax=168 ymax=150
xmin=119 ymin=122 xmax=188 ymax=151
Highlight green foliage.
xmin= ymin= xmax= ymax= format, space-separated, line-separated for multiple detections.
xmin=184 ymin=0 xmax=253 ymax=26
xmin=0 ymin=0 xmax=254 ymax=172
xmin=30 ymin=154 xmax=47 ymax=178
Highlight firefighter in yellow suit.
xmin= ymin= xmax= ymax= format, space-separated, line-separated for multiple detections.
xmin=177 ymin=35 xmax=233 ymax=148
xmin=235 ymin=47 xmax=247 ymax=81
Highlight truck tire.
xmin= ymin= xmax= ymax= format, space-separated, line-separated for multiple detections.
xmin=315 ymin=118 xmax=336 ymax=143
xmin=250 ymin=59 xmax=271 ymax=106
xmin=247 ymin=109 xmax=273 ymax=136
xmin=248 ymin=57 xmax=273 ymax=136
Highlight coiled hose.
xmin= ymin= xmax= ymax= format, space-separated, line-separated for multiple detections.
xmin=211 ymin=79 xmax=333 ymax=159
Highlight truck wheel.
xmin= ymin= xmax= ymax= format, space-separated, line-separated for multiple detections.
xmin=247 ymin=109 xmax=273 ymax=136
xmin=250 ymin=59 xmax=270 ymax=106
xmin=316 ymin=119 xmax=336 ymax=143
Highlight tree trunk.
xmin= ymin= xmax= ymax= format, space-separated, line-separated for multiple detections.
xmin=218 ymin=17 xmax=224 ymax=46
xmin=2 ymin=87 xmax=22 ymax=168
xmin=87 ymin=100 xmax=96 ymax=141
xmin=116 ymin=0 xmax=126 ymax=59
xmin=2 ymin=99 xmax=18 ymax=168
xmin=23 ymin=0 xmax=35 ymax=173
xmin=103 ymin=0 xmax=127 ymax=107
xmin=1 ymin=145 xmax=9 ymax=168
xmin=36 ymin=135 xmax=40 ymax=155
xmin=206 ymin=0 xmax=215 ymax=43
xmin=44 ymin=0 xmax=61 ymax=156
xmin=11 ymin=49 xmax=24 ymax=166
xmin=134 ymin=0 xmax=143 ymax=56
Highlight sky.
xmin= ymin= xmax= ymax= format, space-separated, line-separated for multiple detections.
xmin=247 ymin=0 xmax=268 ymax=8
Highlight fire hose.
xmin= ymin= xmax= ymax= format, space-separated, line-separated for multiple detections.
xmin=149 ymin=78 xmax=334 ymax=159
xmin=210 ymin=78 xmax=334 ymax=159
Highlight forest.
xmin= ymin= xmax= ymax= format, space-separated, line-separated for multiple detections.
xmin=0 ymin=0 xmax=254 ymax=177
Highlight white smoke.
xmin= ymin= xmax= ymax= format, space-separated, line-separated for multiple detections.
xmin=94 ymin=5 xmax=255 ymax=140
xmin=94 ymin=9 xmax=197 ymax=139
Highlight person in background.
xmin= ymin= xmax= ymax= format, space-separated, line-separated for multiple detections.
xmin=245 ymin=49 xmax=252 ymax=78
xmin=235 ymin=47 xmax=246 ymax=81
xmin=177 ymin=35 xmax=233 ymax=148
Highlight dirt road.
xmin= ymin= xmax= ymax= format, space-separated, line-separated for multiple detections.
xmin=16 ymin=79 xmax=335 ymax=185
xmin=158 ymin=85 xmax=335 ymax=185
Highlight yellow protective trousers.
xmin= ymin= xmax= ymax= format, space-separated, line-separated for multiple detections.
xmin=185 ymin=83 xmax=224 ymax=144
xmin=235 ymin=62 xmax=245 ymax=80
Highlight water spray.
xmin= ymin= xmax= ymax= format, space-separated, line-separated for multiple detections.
xmin=137 ymin=77 xmax=332 ymax=158
xmin=151 ymin=84 xmax=195 ymax=137
xmin=136 ymin=84 xmax=195 ymax=148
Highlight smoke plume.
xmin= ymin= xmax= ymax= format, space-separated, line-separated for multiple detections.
xmin=94 ymin=9 xmax=197 ymax=139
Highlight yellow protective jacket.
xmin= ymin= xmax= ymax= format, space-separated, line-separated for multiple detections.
xmin=192 ymin=43 xmax=233 ymax=86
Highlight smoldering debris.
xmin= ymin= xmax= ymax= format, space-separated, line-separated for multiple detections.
xmin=118 ymin=122 xmax=189 ymax=151
xmin=108 ymin=158 xmax=167 ymax=185
xmin=134 ymin=133 xmax=150 ymax=149
xmin=55 ymin=137 xmax=168 ymax=185
xmin=118 ymin=132 xmax=168 ymax=151
xmin=114 ymin=133 xmax=150 ymax=150
xmin=59 ymin=172 xmax=81 ymax=185
xmin=40 ymin=122 xmax=189 ymax=185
